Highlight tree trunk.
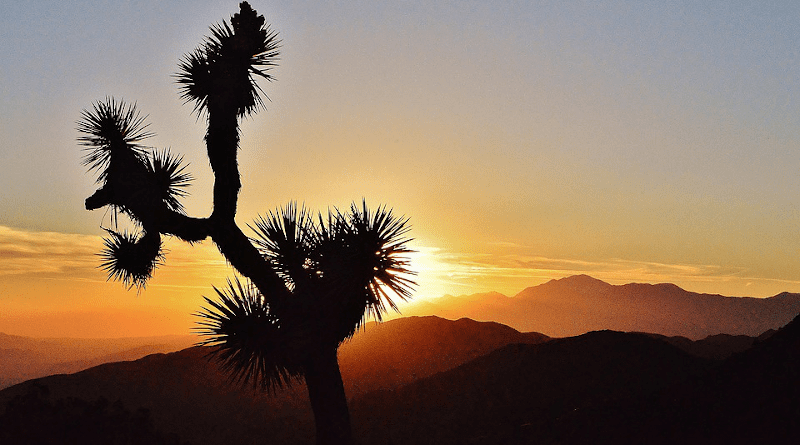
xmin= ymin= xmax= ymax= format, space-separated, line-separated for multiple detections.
xmin=303 ymin=347 xmax=352 ymax=445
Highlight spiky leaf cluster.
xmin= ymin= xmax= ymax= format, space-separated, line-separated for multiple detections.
xmin=330 ymin=202 xmax=416 ymax=319
xmin=146 ymin=149 xmax=193 ymax=214
xmin=77 ymin=98 xmax=152 ymax=183
xmin=250 ymin=203 xmax=315 ymax=291
xmin=176 ymin=1 xmax=280 ymax=117
xmin=99 ymin=229 xmax=164 ymax=290
xmin=198 ymin=202 xmax=414 ymax=389
xmin=77 ymin=99 xmax=193 ymax=217
xmin=195 ymin=279 xmax=304 ymax=391
xmin=255 ymin=202 xmax=415 ymax=336
xmin=310 ymin=203 xmax=415 ymax=341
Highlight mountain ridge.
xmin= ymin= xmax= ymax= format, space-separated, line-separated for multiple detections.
xmin=404 ymin=275 xmax=800 ymax=339
xmin=350 ymin=313 xmax=800 ymax=444
xmin=2 ymin=314 xmax=794 ymax=444
xmin=0 ymin=315 xmax=550 ymax=445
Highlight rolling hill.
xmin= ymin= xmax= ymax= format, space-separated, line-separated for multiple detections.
xmin=0 ymin=316 xmax=549 ymax=445
xmin=350 ymin=329 xmax=713 ymax=444
xmin=3 ymin=274 xmax=799 ymax=444
xmin=2 ymin=313 xmax=795 ymax=444
xmin=350 ymin=314 xmax=800 ymax=444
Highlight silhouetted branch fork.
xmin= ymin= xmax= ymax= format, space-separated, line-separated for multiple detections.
xmin=207 ymin=217 xmax=292 ymax=310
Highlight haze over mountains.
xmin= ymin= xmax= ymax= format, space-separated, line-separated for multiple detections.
xmin=0 ymin=316 xmax=551 ymax=445
xmin=404 ymin=274 xmax=800 ymax=339
xmin=0 ymin=333 xmax=195 ymax=389
xmin=2 ymin=314 xmax=797 ymax=444
xmin=2 ymin=275 xmax=799 ymax=443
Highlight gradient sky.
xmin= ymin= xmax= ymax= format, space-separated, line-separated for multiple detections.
xmin=2 ymin=1 xmax=800 ymax=337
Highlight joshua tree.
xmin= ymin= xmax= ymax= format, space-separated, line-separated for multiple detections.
xmin=76 ymin=3 xmax=414 ymax=444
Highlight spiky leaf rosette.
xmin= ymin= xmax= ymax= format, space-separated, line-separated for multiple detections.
xmin=176 ymin=49 xmax=212 ymax=115
xmin=99 ymin=229 xmax=163 ymax=289
xmin=77 ymin=98 xmax=153 ymax=183
xmin=342 ymin=202 xmax=415 ymax=313
xmin=312 ymin=202 xmax=416 ymax=341
xmin=146 ymin=149 xmax=193 ymax=214
xmin=176 ymin=1 xmax=280 ymax=117
xmin=195 ymin=278 xmax=304 ymax=391
xmin=249 ymin=203 xmax=315 ymax=291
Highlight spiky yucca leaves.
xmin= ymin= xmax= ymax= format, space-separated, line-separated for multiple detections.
xmin=176 ymin=1 xmax=280 ymax=117
xmin=312 ymin=203 xmax=415 ymax=340
xmin=195 ymin=204 xmax=413 ymax=391
xmin=247 ymin=202 xmax=415 ymax=342
xmin=176 ymin=48 xmax=211 ymax=115
xmin=249 ymin=203 xmax=315 ymax=291
xmin=77 ymin=98 xmax=152 ymax=183
xmin=146 ymin=149 xmax=192 ymax=214
xmin=78 ymin=99 xmax=156 ymax=217
xmin=196 ymin=202 xmax=414 ymax=390
xmin=338 ymin=202 xmax=415 ymax=316
xmin=99 ymin=229 xmax=164 ymax=290
xmin=195 ymin=278 xmax=304 ymax=391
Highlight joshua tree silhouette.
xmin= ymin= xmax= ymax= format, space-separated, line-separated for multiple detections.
xmin=76 ymin=3 xmax=414 ymax=444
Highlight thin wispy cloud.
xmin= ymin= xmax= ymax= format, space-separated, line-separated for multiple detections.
xmin=3 ymin=224 xmax=796 ymax=322
xmin=0 ymin=226 xmax=230 ymax=286
xmin=0 ymin=226 xmax=98 ymax=277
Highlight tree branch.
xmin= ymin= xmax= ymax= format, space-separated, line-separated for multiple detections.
xmin=208 ymin=217 xmax=291 ymax=311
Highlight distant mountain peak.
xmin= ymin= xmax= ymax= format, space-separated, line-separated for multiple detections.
xmin=444 ymin=291 xmax=508 ymax=299
xmin=399 ymin=273 xmax=800 ymax=339
xmin=552 ymin=274 xmax=609 ymax=285
xmin=529 ymin=274 xmax=613 ymax=293
xmin=621 ymin=281 xmax=688 ymax=292
xmin=544 ymin=275 xmax=695 ymax=294
xmin=772 ymin=291 xmax=800 ymax=300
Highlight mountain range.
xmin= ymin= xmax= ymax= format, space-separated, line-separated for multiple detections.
xmin=1 ymin=275 xmax=799 ymax=443
xmin=402 ymin=274 xmax=800 ymax=339
xmin=3 ymin=313 xmax=797 ymax=444
xmin=352 ymin=312 xmax=800 ymax=444
xmin=0 ymin=316 xmax=550 ymax=444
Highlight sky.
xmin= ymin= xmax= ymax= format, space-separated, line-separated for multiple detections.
xmin=2 ymin=0 xmax=800 ymax=337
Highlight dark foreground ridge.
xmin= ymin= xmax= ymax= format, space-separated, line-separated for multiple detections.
xmin=1 ymin=314 xmax=798 ymax=444
xmin=0 ymin=316 xmax=546 ymax=444
xmin=353 ymin=313 xmax=800 ymax=445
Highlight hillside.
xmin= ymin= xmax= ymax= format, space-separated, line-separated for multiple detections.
xmin=350 ymin=329 xmax=712 ymax=444
xmin=0 ymin=316 xmax=548 ymax=445
xmin=350 ymin=314 xmax=800 ymax=444
xmin=339 ymin=316 xmax=548 ymax=394
xmin=404 ymin=274 xmax=800 ymax=339
xmin=535 ymin=311 xmax=800 ymax=444
xmin=2 ymin=313 xmax=793 ymax=444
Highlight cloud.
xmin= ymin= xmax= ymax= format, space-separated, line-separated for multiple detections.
xmin=0 ymin=226 xmax=231 ymax=285
xmin=0 ymin=226 xmax=99 ymax=277
xmin=4 ymin=225 xmax=798 ymax=303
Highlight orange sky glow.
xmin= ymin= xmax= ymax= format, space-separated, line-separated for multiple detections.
xmin=2 ymin=224 xmax=800 ymax=337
